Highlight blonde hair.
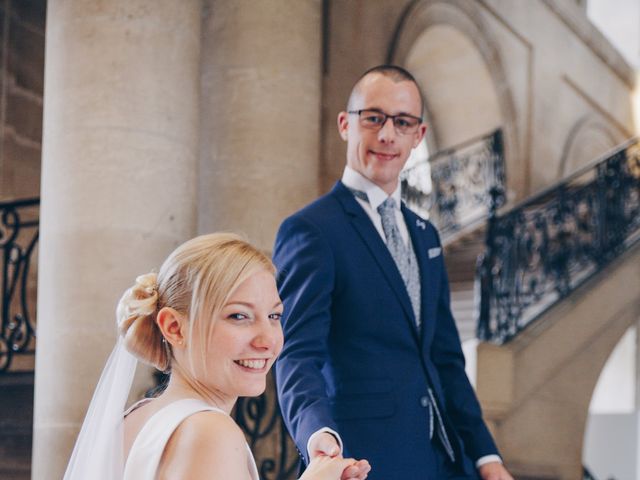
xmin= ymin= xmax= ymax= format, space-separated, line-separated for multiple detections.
xmin=116 ymin=233 xmax=274 ymax=371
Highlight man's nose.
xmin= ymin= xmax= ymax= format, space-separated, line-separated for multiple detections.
xmin=377 ymin=117 xmax=396 ymax=142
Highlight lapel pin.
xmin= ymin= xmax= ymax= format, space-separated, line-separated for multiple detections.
xmin=416 ymin=219 xmax=426 ymax=230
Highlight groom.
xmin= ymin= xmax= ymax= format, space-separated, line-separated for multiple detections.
xmin=273 ymin=65 xmax=512 ymax=479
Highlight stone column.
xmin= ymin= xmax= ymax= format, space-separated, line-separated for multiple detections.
xmin=635 ymin=322 xmax=640 ymax=410
xmin=32 ymin=1 xmax=201 ymax=478
xmin=198 ymin=0 xmax=322 ymax=251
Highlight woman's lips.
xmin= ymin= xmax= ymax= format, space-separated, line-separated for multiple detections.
xmin=234 ymin=358 xmax=269 ymax=371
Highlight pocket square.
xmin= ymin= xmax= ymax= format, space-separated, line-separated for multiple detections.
xmin=428 ymin=247 xmax=441 ymax=259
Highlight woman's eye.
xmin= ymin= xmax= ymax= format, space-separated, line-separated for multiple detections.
xmin=228 ymin=312 xmax=249 ymax=321
xmin=269 ymin=312 xmax=283 ymax=321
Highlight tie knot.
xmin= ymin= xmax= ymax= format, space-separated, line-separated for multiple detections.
xmin=377 ymin=197 xmax=397 ymax=217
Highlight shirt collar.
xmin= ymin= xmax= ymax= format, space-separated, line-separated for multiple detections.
xmin=342 ymin=166 xmax=402 ymax=212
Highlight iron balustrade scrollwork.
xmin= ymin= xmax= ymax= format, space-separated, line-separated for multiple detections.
xmin=234 ymin=374 xmax=299 ymax=480
xmin=477 ymin=139 xmax=640 ymax=343
xmin=0 ymin=197 xmax=39 ymax=372
xmin=401 ymin=129 xmax=506 ymax=239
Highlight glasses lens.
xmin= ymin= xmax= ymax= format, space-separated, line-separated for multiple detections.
xmin=359 ymin=111 xmax=386 ymax=128
xmin=393 ymin=116 xmax=419 ymax=134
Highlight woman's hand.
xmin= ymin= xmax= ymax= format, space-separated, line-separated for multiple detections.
xmin=300 ymin=455 xmax=370 ymax=480
xmin=306 ymin=432 xmax=370 ymax=479
xmin=339 ymin=459 xmax=370 ymax=479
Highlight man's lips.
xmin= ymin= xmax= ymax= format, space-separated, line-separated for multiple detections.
xmin=370 ymin=150 xmax=399 ymax=161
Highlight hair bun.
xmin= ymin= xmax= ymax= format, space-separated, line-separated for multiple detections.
xmin=117 ymin=272 xmax=168 ymax=370
xmin=117 ymin=273 xmax=158 ymax=325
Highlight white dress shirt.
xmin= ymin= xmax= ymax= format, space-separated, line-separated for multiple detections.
xmin=341 ymin=165 xmax=409 ymax=245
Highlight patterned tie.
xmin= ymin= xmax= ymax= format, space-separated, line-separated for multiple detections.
xmin=377 ymin=197 xmax=421 ymax=326
xmin=350 ymin=189 xmax=455 ymax=462
xmin=375 ymin=195 xmax=456 ymax=463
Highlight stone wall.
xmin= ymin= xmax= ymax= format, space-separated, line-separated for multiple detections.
xmin=0 ymin=0 xmax=45 ymax=201
xmin=321 ymin=0 xmax=635 ymax=201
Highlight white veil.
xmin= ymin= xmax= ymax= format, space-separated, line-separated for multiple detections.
xmin=63 ymin=338 xmax=138 ymax=480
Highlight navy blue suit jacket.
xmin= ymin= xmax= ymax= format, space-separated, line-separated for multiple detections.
xmin=273 ymin=182 xmax=498 ymax=478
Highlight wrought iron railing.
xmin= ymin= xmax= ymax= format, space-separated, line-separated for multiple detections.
xmin=401 ymin=129 xmax=506 ymax=239
xmin=235 ymin=375 xmax=299 ymax=480
xmin=477 ymin=139 xmax=640 ymax=343
xmin=0 ymin=197 xmax=39 ymax=372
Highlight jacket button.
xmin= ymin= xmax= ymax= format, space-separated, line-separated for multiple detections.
xmin=420 ymin=395 xmax=429 ymax=407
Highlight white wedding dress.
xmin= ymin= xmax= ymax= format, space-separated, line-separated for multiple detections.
xmin=123 ymin=397 xmax=259 ymax=480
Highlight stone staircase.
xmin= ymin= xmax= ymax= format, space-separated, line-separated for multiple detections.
xmin=477 ymin=240 xmax=640 ymax=479
xmin=0 ymin=370 xmax=33 ymax=480
xmin=0 ymin=333 xmax=35 ymax=479
xmin=443 ymin=227 xmax=487 ymax=342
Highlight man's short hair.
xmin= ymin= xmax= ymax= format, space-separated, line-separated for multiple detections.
xmin=347 ymin=64 xmax=425 ymax=114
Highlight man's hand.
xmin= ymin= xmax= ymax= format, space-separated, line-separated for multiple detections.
xmin=308 ymin=432 xmax=341 ymax=458
xmin=307 ymin=433 xmax=371 ymax=479
xmin=478 ymin=461 xmax=513 ymax=480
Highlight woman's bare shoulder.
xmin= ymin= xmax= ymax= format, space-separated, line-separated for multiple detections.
xmin=176 ymin=409 xmax=245 ymax=444
xmin=157 ymin=410 xmax=251 ymax=479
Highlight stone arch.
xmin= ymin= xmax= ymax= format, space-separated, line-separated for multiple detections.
xmin=558 ymin=114 xmax=626 ymax=178
xmin=582 ymin=325 xmax=638 ymax=479
xmin=387 ymin=0 xmax=522 ymax=200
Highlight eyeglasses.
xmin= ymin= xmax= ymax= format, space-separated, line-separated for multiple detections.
xmin=348 ymin=109 xmax=422 ymax=135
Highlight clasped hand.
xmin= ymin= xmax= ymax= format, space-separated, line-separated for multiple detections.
xmin=301 ymin=432 xmax=371 ymax=480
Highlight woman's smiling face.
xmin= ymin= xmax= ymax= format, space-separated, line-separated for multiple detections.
xmin=194 ymin=269 xmax=284 ymax=399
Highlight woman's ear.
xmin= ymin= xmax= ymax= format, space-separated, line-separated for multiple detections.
xmin=156 ymin=307 xmax=186 ymax=348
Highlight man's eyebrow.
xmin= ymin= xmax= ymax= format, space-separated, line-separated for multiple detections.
xmin=360 ymin=107 xmax=421 ymax=118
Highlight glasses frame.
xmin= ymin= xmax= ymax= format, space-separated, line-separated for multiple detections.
xmin=348 ymin=109 xmax=423 ymax=135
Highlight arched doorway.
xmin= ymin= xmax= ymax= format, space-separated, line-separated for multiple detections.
xmin=405 ymin=24 xmax=502 ymax=150
xmin=583 ymin=324 xmax=640 ymax=480
xmin=388 ymin=0 xmax=521 ymax=200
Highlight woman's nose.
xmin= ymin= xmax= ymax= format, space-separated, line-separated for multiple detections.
xmin=252 ymin=320 xmax=281 ymax=350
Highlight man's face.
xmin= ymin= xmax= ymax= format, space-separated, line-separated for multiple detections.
xmin=338 ymin=74 xmax=426 ymax=194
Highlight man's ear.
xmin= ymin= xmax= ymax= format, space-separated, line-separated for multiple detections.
xmin=413 ymin=123 xmax=427 ymax=149
xmin=337 ymin=111 xmax=349 ymax=141
xmin=156 ymin=307 xmax=186 ymax=348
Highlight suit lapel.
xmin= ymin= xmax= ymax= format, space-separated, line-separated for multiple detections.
xmin=332 ymin=182 xmax=419 ymax=341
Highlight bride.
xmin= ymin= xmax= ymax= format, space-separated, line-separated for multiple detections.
xmin=64 ymin=233 xmax=370 ymax=479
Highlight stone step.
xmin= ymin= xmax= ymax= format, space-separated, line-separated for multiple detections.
xmin=452 ymin=308 xmax=477 ymax=340
xmin=0 ymin=467 xmax=31 ymax=480
xmin=444 ymin=226 xmax=487 ymax=284
xmin=5 ymin=352 xmax=35 ymax=372
xmin=0 ymin=373 xmax=33 ymax=480
xmin=450 ymin=283 xmax=475 ymax=303
xmin=0 ymin=428 xmax=32 ymax=478
xmin=450 ymin=281 xmax=477 ymax=342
